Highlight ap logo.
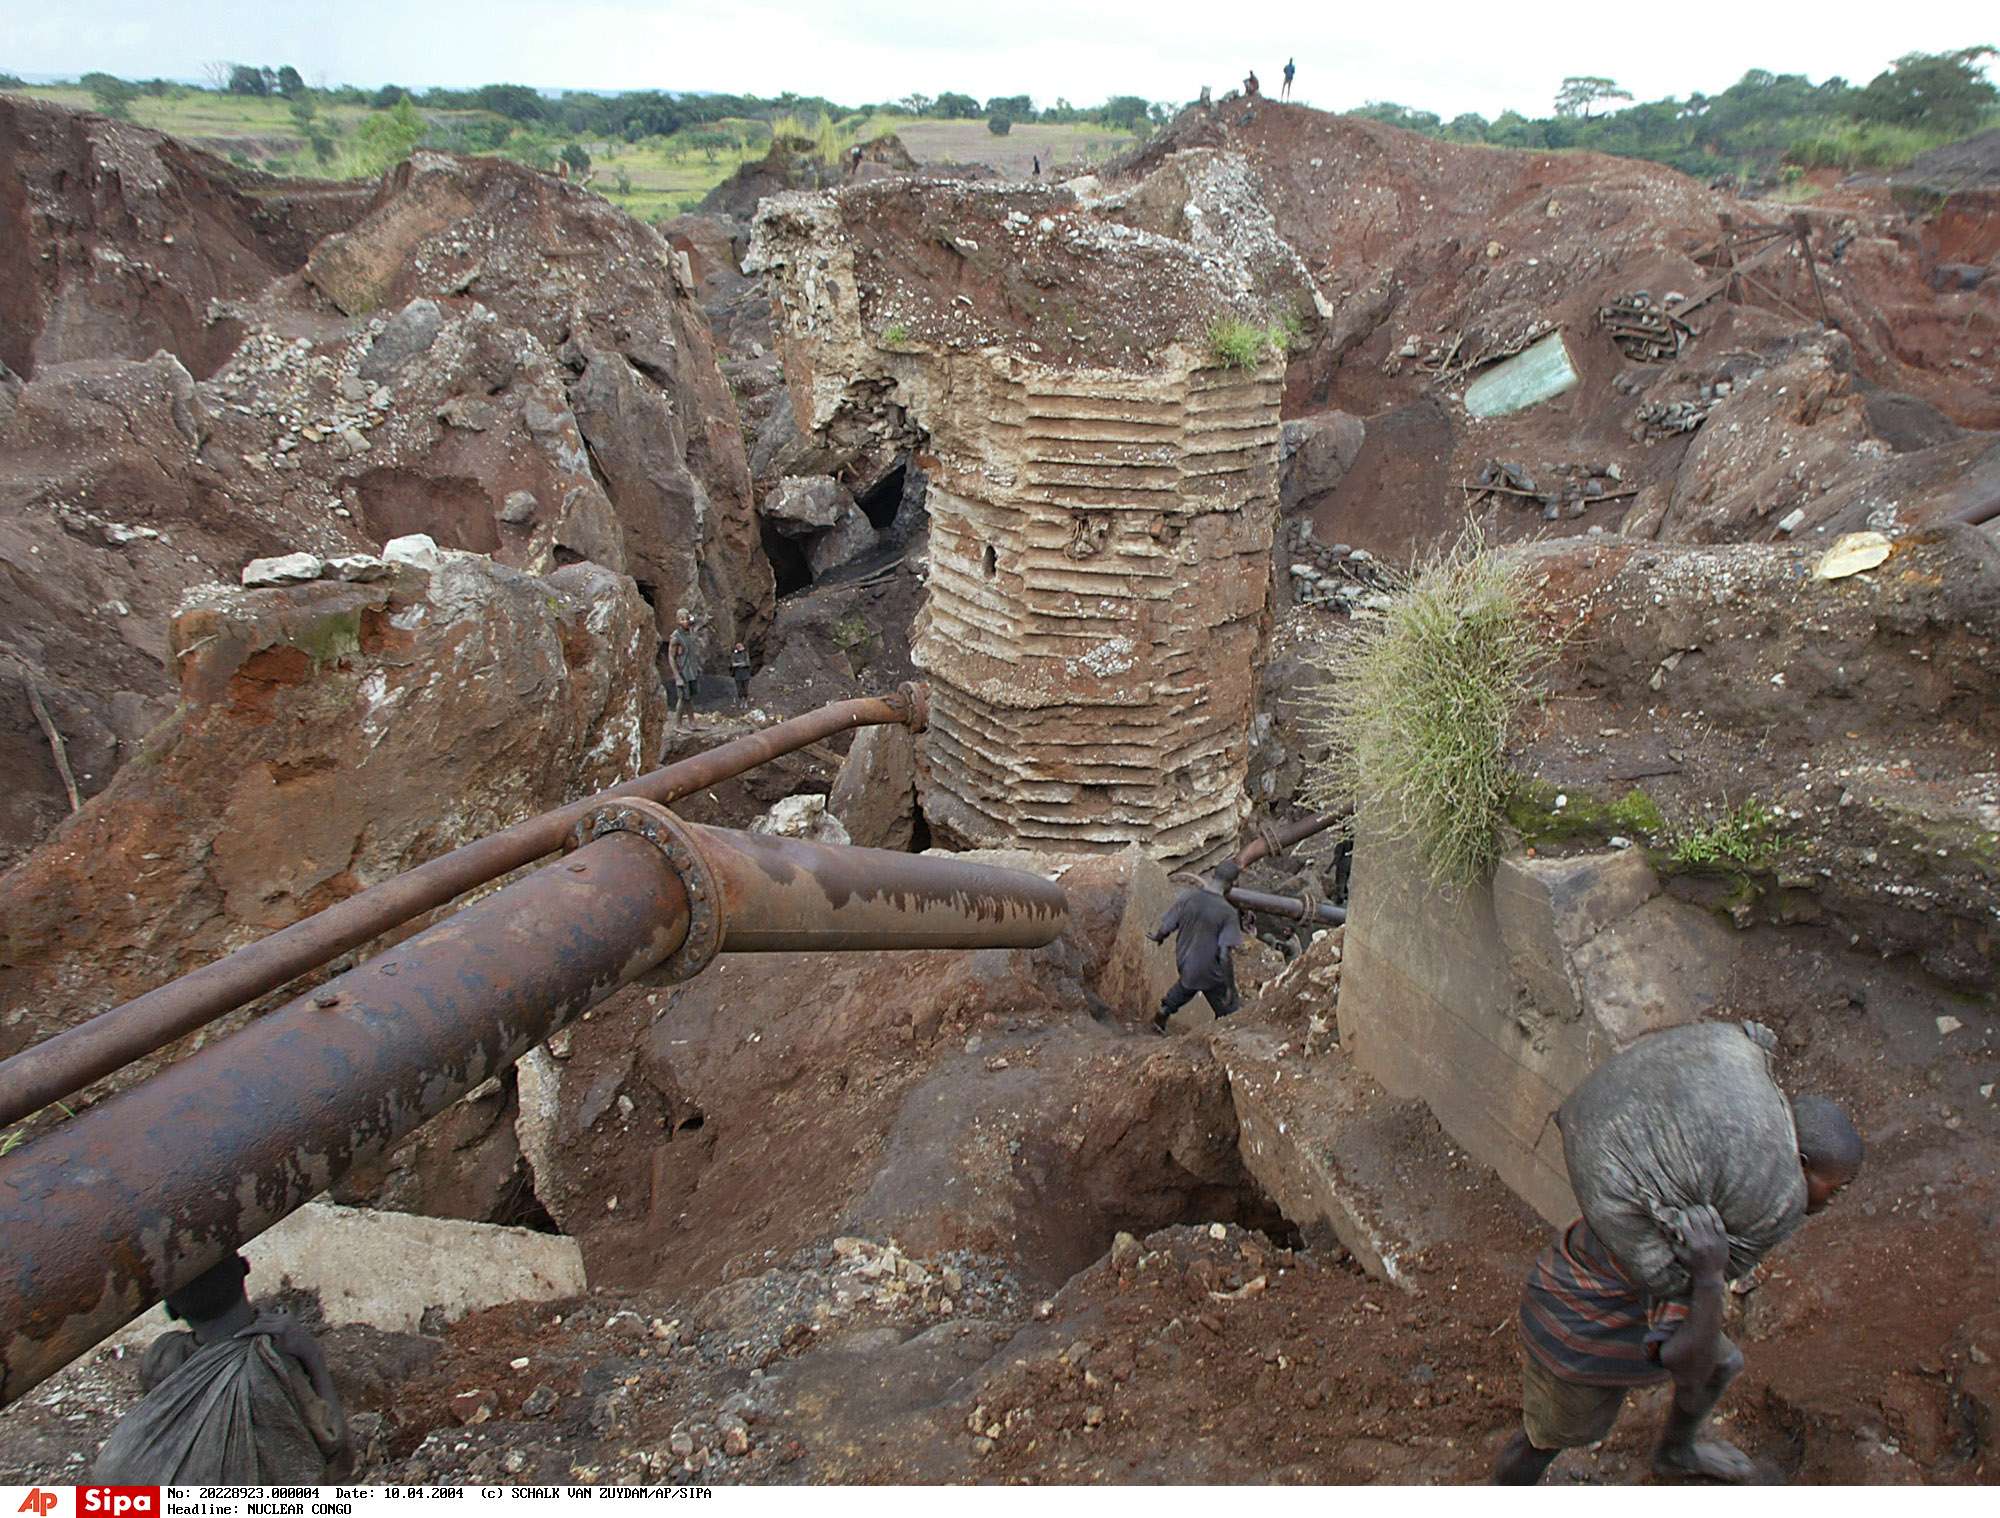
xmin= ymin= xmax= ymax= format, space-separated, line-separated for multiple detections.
xmin=17 ymin=1494 xmax=58 ymax=1518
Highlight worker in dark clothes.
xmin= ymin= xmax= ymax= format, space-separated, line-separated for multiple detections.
xmin=1282 ymin=58 xmax=1296 ymax=99
xmin=730 ymin=642 xmax=752 ymax=704
xmin=1243 ymin=70 xmax=1260 ymax=98
xmin=1147 ymin=858 xmax=1245 ymax=1032
xmin=1493 ymin=1097 xmax=1864 ymax=1484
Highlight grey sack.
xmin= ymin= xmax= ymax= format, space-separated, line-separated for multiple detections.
xmin=91 ymin=1314 xmax=348 ymax=1484
xmin=1559 ymin=1019 xmax=1806 ymax=1299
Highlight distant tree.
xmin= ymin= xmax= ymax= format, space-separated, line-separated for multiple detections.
xmin=897 ymin=92 xmax=933 ymax=116
xmin=1554 ymin=76 xmax=1632 ymax=118
xmin=0 ymin=73 xmax=26 ymax=91
xmin=371 ymin=83 xmax=408 ymax=109
xmin=1100 ymin=95 xmax=1151 ymax=131
xmin=81 ymin=72 xmax=136 ymax=120
xmin=275 ymin=65 xmax=305 ymax=99
xmin=228 ymin=64 xmax=273 ymax=96
xmin=1487 ymin=110 xmax=1543 ymax=147
xmin=349 ymin=97 xmax=423 ymax=175
xmin=1444 ymin=112 xmax=1491 ymax=141
xmin=1855 ymin=46 xmax=1998 ymax=132
xmin=690 ymin=129 xmax=734 ymax=163
xmin=475 ymin=83 xmax=545 ymax=122
xmin=987 ymin=114 xmax=1012 ymax=135
xmin=985 ymin=94 xmax=1033 ymax=121
xmin=1353 ymin=100 xmax=1443 ymax=133
xmin=933 ymin=91 xmax=980 ymax=119
xmin=560 ymin=142 xmax=591 ymax=174
xmin=614 ymin=166 xmax=633 ymax=195
xmin=200 ymin=60 xmax=232 ymax=91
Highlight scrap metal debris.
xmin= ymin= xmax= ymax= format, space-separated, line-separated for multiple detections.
xmin=1465 ymin=459 xmax=1635 ymax=520
xmin=1598 ymin=290 xmax=1693 ymax=362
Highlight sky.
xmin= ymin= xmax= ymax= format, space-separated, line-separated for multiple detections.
xmin=5 ymin=0 xmax=1994 ymax=122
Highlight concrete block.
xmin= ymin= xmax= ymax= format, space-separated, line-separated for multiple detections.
xmin=1338 ymin=830 xmax=1739 ymax=1225
xmin=104 ymin=1202 xmax=585 ymax=1351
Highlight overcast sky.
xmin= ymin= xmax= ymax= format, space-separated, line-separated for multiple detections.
xmin=6 ymin=0 xmax=1993 ymax=121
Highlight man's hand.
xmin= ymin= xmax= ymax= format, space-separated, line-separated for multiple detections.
xmin=1673 ymin=1204 xmax=1731 ymax=1281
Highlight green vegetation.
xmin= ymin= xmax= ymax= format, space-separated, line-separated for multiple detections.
xmin=1301 ymin=532 xmax=1547 ymax=891
xmin=1207 ymin=318 xmax=1293 ymax=369
xmin=881 ymin=322 xmax=911 ymax=346
xmin=0 ymin=72 xmax=1145 ymax=224
xmin=988 ymin=115 xmax=1013 ymax=136
xmin=1665 ymin=799 xmax=1784 ymax=872
xmin=1503 ymin=780 xmax=1665 ymax=848
xmin=0 ymin=1126 xmax=23 ymax=1158
xmin=1354 ymin=45 xmax=1998 ymax=178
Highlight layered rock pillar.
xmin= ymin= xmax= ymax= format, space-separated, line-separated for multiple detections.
xmin=914 ymin=357 xmax=1278 ymax=857
xmin=751 ymin=181 xmax=1296 ymax=862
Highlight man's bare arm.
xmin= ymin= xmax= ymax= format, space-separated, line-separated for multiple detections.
xmin=1657 ymin=1203 xmax=1730 ymax=1393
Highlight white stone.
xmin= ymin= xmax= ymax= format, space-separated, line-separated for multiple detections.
xmin=241 ymin=552 xmax=324 ymax=587
xmin=383 ymin=533 xmax=446 ymax=572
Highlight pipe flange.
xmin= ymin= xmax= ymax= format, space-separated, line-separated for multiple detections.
xmin=572 ymin=799 xmax=721 ymax=982
xmin=895 ymin=680 xmax=930 ymax=735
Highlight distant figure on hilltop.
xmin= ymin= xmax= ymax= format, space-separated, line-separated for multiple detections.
xmin=1283 ymin=58 xmax=1296 ymax=99
xmin=1244 ymin=69 xmax=1260 ymax=98
xmin=847 ymin=144 xmax=863 ymax=179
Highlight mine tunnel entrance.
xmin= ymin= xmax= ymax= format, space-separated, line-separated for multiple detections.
xmin=855 ymin=461 xmax=906 ymax=532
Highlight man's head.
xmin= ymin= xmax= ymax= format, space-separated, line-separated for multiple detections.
xmin=677 ymin=610 xmax=693 ymax=629
xmin=1209 ymin=858 xmax=1242 ymax=890
xmin=163 ymin=1254 xmax=251 ymax=1326
xmin=1792 ymin=1094 xmax=1863 ymax=1213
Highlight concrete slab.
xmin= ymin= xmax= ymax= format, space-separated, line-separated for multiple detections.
xmin=103 ymin=1203 xmax=585 ymax=1351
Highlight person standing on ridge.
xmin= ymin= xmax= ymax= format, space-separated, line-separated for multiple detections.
xmin=1147 ymin=859 xmax=1245 ymax=1032
xmin=1282 ymin=58 xmax=1296 ymax=99
xmin=1244 ymin=69 xmax=1261 ymax=98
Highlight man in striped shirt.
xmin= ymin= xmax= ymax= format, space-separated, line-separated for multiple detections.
xmin=1494 ymin=1096 xmax=1863 ymax=1483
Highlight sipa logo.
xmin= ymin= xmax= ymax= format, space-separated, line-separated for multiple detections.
xmin=17 ymin=1494 xmax=58 ymax=1518
xmin=78 ymin=1493 xmax=155 ymax=1518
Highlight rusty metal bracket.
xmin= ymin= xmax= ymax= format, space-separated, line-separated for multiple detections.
xmin=573 ymin=799 xmax=721 ymax=982
xmin=894 ymin=679 xmax=930 ymax=734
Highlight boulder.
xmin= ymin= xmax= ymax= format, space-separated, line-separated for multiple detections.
xmin=0 ymin=556 xmax=667 ymax=1090
xmin=749 ymin=792 xmax=851 ymax=847
xmin=806 ymin=503 xmax=880 ymax=577
xmin=760 ymin=474 xmax=851 ymax=536
xmin=828 ymin=722 xmax=918 ymax=850
xmin=357 ymin=297 xmax=444 ymax=382
xmin=1278 ymin=411 xmax=1366 ymax=512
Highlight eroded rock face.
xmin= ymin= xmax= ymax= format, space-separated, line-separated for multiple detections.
xmin=302 ymin=150 xmax=773 ymax=646
xmin=1 ymin=111 xmax=774 ymax=864
xmin=0 ymin=94 xmax=370 ymax=380
xmin=0 ymin=552 xmax=666 ymax=1078
xmin=752 ymin=179 xmax=1312 ymax=861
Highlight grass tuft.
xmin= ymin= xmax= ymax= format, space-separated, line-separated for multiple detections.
xmin=1299 ymin=530 xmax=1548 ymax=891
xmin=1666 ymin=799 xmax=1783 ymax=872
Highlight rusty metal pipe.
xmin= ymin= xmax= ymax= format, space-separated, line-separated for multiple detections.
xmin=0 ymin=687 xmax=928 ymax=1128
xmin=0 ymin=828 xmax=691 ymax=1406
xmin=1234 ymin=811 xmax=1342 ymax=871
xmin=0 ymin=808 xmax=1069 ymax=1405
xmin=1225 ymin=886 xmax=1346 ymax=927
xmin=689 ymin=824 xmax=1068 ymax=953
xmin=1952 ymin=495 xmax=1999 ymax=527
